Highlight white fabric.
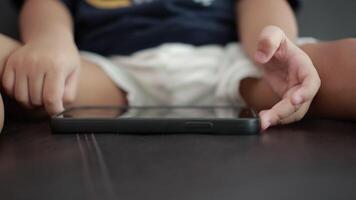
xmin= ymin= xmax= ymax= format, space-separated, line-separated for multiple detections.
xmin=81 ymin=38 xmax=316 ymax=107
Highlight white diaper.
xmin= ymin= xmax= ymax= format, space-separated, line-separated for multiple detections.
xmin=81 ymin=38 xmax=317 ymax=107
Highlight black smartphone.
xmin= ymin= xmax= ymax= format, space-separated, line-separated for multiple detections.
xmin=50 ymin=106 xmax=260 ymax=135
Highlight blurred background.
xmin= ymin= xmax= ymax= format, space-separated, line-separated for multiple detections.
xmin=0 ymin=0 xmax=356 ymax=42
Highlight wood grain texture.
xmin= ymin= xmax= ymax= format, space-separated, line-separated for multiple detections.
xmin=1 ymin=119 xmax=356 ymax=199
xmin=1 ymin=1 xmax=356 ymax=199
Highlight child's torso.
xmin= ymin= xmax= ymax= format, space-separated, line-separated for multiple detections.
xmin=60 ymin=0 xmax=299 ymax=56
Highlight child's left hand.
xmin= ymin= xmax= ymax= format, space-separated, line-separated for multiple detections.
xmin=254 ymin=26 xmax=321 ymax=130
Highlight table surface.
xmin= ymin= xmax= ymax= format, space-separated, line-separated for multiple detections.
xmin=1 ymin=1 xmax=356 ymax=199
xmin=0 ymin=119 xmax=356 ymax=200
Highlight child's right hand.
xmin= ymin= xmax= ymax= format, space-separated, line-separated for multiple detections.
xmin=2 ymin=38 xmax=81 ymax=115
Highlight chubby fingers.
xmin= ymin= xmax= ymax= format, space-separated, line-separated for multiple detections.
xmin=2 ymin=61 xmax=16 ymax=98
xmin=259 ymin=95 xmax=302 ymax=131
xmin=29 ymin=71 xmax=45 ymax=107
xmin=14 ymin=70 xmax=32 ymax=108
xmin=2 ymin=58 xmax=33 ymax=108
xmin=63 ymin=69 xmax=80 ymax=107
xmin=292 ymin=76 xmax=320 ymax=106
xmin=291 ymin=59 xmax=321 ymax=105
xmin=43 ymin=71 xmax=65 ymax=116
xmin=254 ymin=26 xmax=286 ymax=64
xmin=279 ymin=102 xmax=311 ymax=125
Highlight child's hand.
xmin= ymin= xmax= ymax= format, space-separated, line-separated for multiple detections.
xmin=254 ymin=26 xmax=321 ymax=130
xmin=2 ymin=38 xmax=81 ymax=115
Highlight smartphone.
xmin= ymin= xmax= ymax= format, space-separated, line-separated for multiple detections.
xmin=50 ymin=106 xmax=260 ymax=135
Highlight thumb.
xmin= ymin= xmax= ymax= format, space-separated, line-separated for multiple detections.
xmin=255 ymin=26 xmax=286 ymax=64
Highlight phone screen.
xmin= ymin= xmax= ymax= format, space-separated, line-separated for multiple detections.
xmin=58 ymin=106 xmax=257 ymax=119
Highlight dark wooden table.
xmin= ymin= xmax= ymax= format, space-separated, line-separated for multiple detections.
xmin=0 ymin=119 xmax=356 ymax=200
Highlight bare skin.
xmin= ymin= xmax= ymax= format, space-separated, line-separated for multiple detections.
xmin=6 ymin=0 xmax=318 ymax=130
xmin=0 ymin=33 xmax=127 ymax=124
xmin=237 ymin=0 xmax=319 ymax=129
xmin=0 ymin=32 xmax=355 ymax=131
xmin=0 ymin=0 xmax=353 ymax=132
xmin=241 ymin=38 xmax=356 ymax=121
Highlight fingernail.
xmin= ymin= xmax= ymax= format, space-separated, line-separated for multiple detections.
xmin=263 ymin=121 xmax=271 ymax=131
xmin=255 ymin=51 xmax=268 ymax=63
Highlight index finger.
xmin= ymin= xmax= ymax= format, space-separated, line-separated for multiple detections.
xmin=43 ymin=72 xmax=65 ymax=116
xmin=259 ymin=96 xmax=302 ymax=130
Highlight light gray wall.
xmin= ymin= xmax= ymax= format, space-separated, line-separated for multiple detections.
xmin=0 ymin=0 xmax=356 ymax=40
xmin=298 ymin=0 xmax=356 ymax=39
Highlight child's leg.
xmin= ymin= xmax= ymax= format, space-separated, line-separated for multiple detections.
xmin=0 ymin=33 xmax=127 ymax=123
xmin=241 ymin=38 xmax=356 ymax=120
xmin=69 ymin=59 xmax=128 ymax=107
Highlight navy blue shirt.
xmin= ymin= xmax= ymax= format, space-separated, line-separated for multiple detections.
xmin=55 ymin=0 xmax=300 ymax=55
